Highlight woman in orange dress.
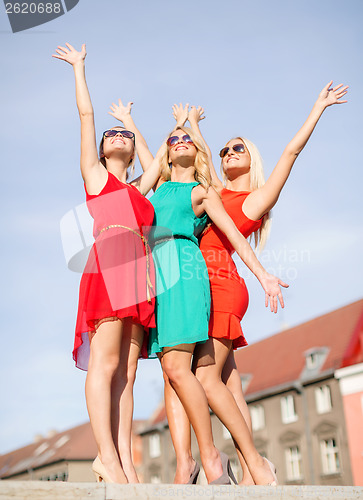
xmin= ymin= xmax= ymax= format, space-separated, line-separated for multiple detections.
xmin=169 ymin=82 xmax=348 ymax=483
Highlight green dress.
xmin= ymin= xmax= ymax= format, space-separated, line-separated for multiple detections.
xmin=148 ymin=181 xmax=210 ymax=355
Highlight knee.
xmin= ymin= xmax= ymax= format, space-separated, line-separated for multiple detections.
xmin=162 ymin=359 xmax=185 ymax=387
xmin=89 ymin=352 xmax=120 ymax=379
xmin=196 ymin=368 xmax=217 ymax=398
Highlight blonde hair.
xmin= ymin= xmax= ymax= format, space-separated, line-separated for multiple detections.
xmin=221 ymin=136 xmax=271 ymax=250
xmin=159 ymin=126 xmax=212 ymax=191
xmin=99 ymin=127 xmax=136 ymax=180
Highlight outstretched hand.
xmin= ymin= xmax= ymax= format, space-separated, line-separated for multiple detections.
xmin=317 ymin=81 xmax=348 ymax=108
xmin=259 ymin=273 xmax=289 ymax=313
xmin=189 ymin=105 xmax=205 ymax=125
xmin=108 ymin=99 xmax=133 ymax=123
xmin=52 ymin=42 xmax=86 ymax=65
xmin=172 ymin=103 xmax=189 ymax=127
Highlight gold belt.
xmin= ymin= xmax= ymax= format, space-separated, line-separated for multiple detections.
xmin=99 ymin=224 xmax=153 ymax=303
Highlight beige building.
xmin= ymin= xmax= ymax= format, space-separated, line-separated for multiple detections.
xmin=0 ymin=420 xmax=145 ymax=482
xmin=139 ymin=299 xmax=363 ymax=485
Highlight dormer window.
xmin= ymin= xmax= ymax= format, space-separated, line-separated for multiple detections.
xmin=240 ymin=373 xmax=252 ymax=392
xmin=304 ymin=347 xmax=328 ymax=371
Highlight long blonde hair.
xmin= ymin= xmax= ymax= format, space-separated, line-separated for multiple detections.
xmin=159 ymin=126 xmax=212 ymax=191
xmin=221 ymin=136 xmax=271 ymax=250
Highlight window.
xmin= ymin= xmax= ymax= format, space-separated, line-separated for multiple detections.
xmin=250 ymin=405 xmax=265 ymax=431
xmin=320 ymin=438 xmax=340 ymax=474
xmin=150 ymin=474 xmax=162 ymax=484
xmin=149 ymin=433 xmax=161 ymax=458
xmin=315 ymin=385 xmax=332 ymax=414
xmin=281 ymin=395 xmax=298 ymax=424
xmin=285 ymin=446 xmax=303 ymax=481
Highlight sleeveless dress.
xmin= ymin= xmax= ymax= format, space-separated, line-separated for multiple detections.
xmin=148 ymin=181 xmax=210 ymax=355
xmin=199 ymin=189 xmax=262 ymax=349
xmin=73 ymin=172 xmax=156 ymax=370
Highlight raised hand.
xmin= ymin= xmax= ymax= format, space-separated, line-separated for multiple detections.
xmin=188 ymin=105 xmax=205 ymax=125
xmin=172 ymin=103 xmax=189 ymax=127
xmin=317 ymin=81 xmax=348 ymax=108
xmin=109 ymin=99 xmax=133 ymax=123
xmin=259 ymin=273 xmax=289 ymax=313
xmin=52 ymin=42 xmax=86 ymax=66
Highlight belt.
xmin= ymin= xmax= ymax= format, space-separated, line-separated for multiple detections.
xmin=99 ymin=224 xmax=153 ymax=303
xmin=153 ymin=235 xmax=197 ymax=246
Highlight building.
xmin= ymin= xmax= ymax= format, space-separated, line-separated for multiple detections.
xmin=0 ymin=420 xmax=145 ymax=482
xmin=139 ymin=299 xmax=363 ymax=485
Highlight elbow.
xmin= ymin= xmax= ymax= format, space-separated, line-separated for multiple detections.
xmin=284 ymin=145 xmax=300 ymax=159
xmin=79 ymin=110 xmax=94 ymax=119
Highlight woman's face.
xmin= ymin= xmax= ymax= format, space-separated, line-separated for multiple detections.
xmin=167 ymin=129 xmax=197 ymax=165
xmin=102 ymin=127 xmax=135 ymax=162
xmin=221 ymin=139 xmax=251 ymax=178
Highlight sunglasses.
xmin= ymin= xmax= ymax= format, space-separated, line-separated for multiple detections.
xmin=219 ymin=144 xmax=245 ymax=158
xmin=167 ymin=134 xmax=194 ymax=148
xmin=103 ymin=129 xmax=135 ymax=141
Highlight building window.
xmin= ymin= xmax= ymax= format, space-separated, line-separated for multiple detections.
xmin=281 ymin=395 xmax=298 ymax=424
xmin=149 ymin=433 xmax=161 ymax=458
xmin=320 ymin=438 xmax=340 ymax=474
xmin=150 ymin=474 xmax=161 ymax=484
xmin=285 ymin=446 xmax=303 ymax=481
xmin=315 ymin=385 xmax=332 ymax=414
xmin=250 ymin=405 xmax=265 ymax=431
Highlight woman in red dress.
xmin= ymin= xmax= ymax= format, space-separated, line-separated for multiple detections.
xmin=169 ymin=82 xmax=348 ymax=483
xmin=53 ymin=43 xmax=163 ymax=483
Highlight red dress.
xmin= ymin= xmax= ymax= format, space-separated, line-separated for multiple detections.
xmin=73 ymin=172 xmax=156 ymax=370
xmin=199 ymin=189 xmax=262 ymax=349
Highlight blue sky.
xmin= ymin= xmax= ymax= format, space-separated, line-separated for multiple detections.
xmin=0 ymin=0 xmax=362 ymax=454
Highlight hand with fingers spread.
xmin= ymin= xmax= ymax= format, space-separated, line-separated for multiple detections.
xmin=188 ymin=105 xmax=205 ymax=126
xmin=317 ymin=80 xmax=348 ymax=109
xmin=52 ymin=42 xmax=86 ymax=66
xmin=109 ymin=99 xmax=134 ymax=124
xmin=172 ymin=103 xmax=189 ymax=127
xmin=259 ymin=273 xmax=289 ymax=313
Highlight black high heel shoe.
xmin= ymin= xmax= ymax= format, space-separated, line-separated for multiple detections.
xmin=209 ymin=451 xmax=237 ymax=485
xmin=187 ymin=460 xmax=200 ymax=484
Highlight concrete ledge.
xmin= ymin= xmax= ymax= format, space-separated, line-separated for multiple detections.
xmin=0 ymin=482 xmax=362 ymax=500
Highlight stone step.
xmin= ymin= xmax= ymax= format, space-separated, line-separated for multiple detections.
xmin=0 ymin=482 xmax=362 ymax=500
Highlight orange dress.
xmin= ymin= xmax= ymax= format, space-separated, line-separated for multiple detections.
xmin=199 ymin=189 xmax=262 ymax=349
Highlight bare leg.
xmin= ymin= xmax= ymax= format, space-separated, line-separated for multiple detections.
xmin=85 ymin=319 xmax=127 ymax=483
xmin=112 ymin=318 xmax=143 ymax=483
xmin=163 ymin=370 xmax=195 ymax=483
xmin=161 ymin=346 xmax=223 ymax=483
xmin=195 ymin=338 xmax=274 ymax=485
xmin=222 ymin=349 xmax=255 ymax=485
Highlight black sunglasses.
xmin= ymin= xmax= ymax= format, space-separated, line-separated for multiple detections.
xmin=103 ymin=129 xmax=135 ymax=141
xmin=219 ymin=144 xmax=245 ymax=158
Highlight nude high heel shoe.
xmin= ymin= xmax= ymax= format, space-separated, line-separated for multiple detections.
xmin=264 ymin=457 xmax=278 ymax=486
xmin=187 ymin=460 xmax=200 ymax=484
xmin=209 ymin=451 xmax=237 ymax=485
xmin=92 ymin=456 xmax=115 ymax=483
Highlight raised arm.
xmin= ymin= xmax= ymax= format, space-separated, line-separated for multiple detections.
xmin=200 ymin=186 xmax=288 ymax=312
xmin=243 ymin=81 xmax=348 ymax=220
xmin=108 ymin=99 xmax=154 ymax=170
xmin=130 ymin=143 xmax=165 ymax=195
xmin=52 ymin=43 xmax=105 ymax=189
xmin=188 ymin=105 xmax=223 ymax=191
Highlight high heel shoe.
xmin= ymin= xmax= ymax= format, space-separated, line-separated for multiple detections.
xmin=92 ymin=456 xmax=114 ymax=483
xmin=187 ymin=460 xmax=200 ymax=484
xmin=209 ymin=451 xmax=237 ymax=485
xmin=264 ymin=457 xmax=278 ymax=486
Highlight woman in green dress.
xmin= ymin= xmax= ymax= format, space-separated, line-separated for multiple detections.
xmin=108 ymin=101 xmax=286 ymax=484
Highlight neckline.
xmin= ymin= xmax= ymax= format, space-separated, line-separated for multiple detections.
xmin=108 ymin=170 xmax=129 ymax=186
xmin=222 ymin=187 xmax=251 ymax=194
xmin=167 ymin=181 xmax=198 ymax=185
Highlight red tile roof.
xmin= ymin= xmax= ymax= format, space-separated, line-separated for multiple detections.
xmin=234 ymin=299 xmax=363 ymax=396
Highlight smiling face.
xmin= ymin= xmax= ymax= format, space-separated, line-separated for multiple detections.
xmin=167 ymin=129 xmax=197 ymax=166
xmin=221 ymin=138 xmax=251 ymax=179
xmin=100 ymin=126 xmax=135 ymax=165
